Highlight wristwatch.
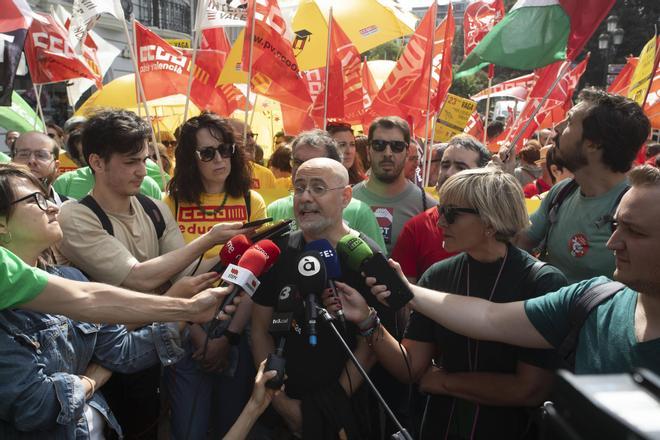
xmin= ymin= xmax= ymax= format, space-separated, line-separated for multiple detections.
xmin=223 ymin=329 xmax=241 ymax=346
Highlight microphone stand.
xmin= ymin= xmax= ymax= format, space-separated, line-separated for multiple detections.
xmin=317 ymin=307 xmax=413 ymax=440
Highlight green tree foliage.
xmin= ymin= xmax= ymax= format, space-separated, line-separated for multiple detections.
xmin=449 ymin=66 xmax=489 ymax=98
xmin=363 ymin=39 xmax=404 ymax=61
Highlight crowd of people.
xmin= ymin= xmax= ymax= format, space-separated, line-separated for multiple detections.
xmin=0 ymin=86 xmax=658 ymax=439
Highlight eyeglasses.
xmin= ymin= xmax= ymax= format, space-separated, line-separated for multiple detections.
xmin=292 ymin=183 xmax=345 ymax=197
xmin=162 ymin=140 xmax=177 ymax=147
xmin=195 ymin=144 xmax=235 ymax=162
xmin=10 ymin=192 xmax=52 ymax=212
xmin=247 ymin=132 xmax=258 ymax=142
xmin=13 ymin=149 xmax=54 ymax=162
xmin=437 ymin=205 xmax=479 ymax=224
xmin=370 ymin=139 xmax=408 ymax=153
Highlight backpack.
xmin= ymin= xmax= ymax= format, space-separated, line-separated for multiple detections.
xmin=79 ymin=194 xmax=166 ymax=239
xmin=537 ymin=179 xmax=629 ymax=258
xmin=557 ymin=281 xmax=626 ymax=371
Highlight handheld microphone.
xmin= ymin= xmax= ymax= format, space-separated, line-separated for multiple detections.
xmin=337 ymin=235 xmax=413 ymax=310
xmin=296 ymin=251 xmax=327 ymax=346
xmin=209 ymin=234 xmax=253 ymax=274
xmin=207 ymin=239 xmax=281 ymax=338
xmin=304 ymin=239 xmax=346 ymax=329
xmin=265 ymin=284 xmax=300 ymax=389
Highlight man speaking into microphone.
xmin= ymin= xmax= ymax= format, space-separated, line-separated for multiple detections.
xmin=251 ymin=157 xmax=392 ymax=438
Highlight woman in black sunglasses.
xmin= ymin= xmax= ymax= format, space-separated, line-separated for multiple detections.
xmin=326 ymin=168 xmax=568 ymax=439
xmin=163 ymin=112 xmax=266 ymax=438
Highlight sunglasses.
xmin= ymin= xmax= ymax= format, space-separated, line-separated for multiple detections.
xmin=162 ymin=140 xmax=177 ymax=147
xmin=437 ymin=205 xmax=479 ymax=224
xmin=195 ymin=144 xmax=235 ymax=162
xmin=370 ymin=139 xmax=408 ymax=153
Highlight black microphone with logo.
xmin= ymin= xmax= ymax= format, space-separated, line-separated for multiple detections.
xmin=296 ymin=250 xmax=327 ymax=347
xmin=265 ymin=285 xmax=300 ymax=389
xmin=304 ymin=239 xmax=347 ymax=330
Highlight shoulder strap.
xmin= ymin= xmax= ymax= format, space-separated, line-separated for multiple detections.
xmin=244 ymin=191 xmax=252 ymax=220
xmin=524 ymin=260 xmax=549 ymax=296
xmin=420 ymin=186 xmax=427 ymax=212
xmin=135 ymin=194 xmax=166 ymax=239
xmin=79 ymin=195 xmax=114 ymax=236
xmin=558 ymin=281 xmax=626 ymax=370
xmin=596 ymin=185 xmax=631 ymax=229
xmin=537 ymin=179 xmax=579 ymax=258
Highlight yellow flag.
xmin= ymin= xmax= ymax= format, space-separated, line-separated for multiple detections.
xmin=628 ymin=36 xmax=658 ymax=106
xmin=218 ymin=29 xmax=248 ymax=85
xmin=434 ymin=94 xmax=477 ymax=142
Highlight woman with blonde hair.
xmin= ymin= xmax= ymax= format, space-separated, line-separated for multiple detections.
xmin=326 ymin=168 xmax=568 ymax=439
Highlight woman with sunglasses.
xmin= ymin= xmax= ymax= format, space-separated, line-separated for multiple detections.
xmin=0 ymin=163 xmax=227 ymax=438
xmin=164 ymin=112 xmax=266 ymax=439
xmin=326 ymin=168 xmax=568 ymax=439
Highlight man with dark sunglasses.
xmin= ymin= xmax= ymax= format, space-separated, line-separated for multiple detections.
xmin=352 ymin=116 xmax=438 ymax=255
xmin=392 ymin=135 xmax=490 ymax=282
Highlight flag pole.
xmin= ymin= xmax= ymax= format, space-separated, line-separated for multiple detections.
xmin=33 ymin=84 xmax=47 ymax=133
xmin=244 ymin=0 xmax=258 ymax=144
xmin=505 ymin=61 xmax=570 ymax=158
xmin=422 ymin=1 xmax=438 ymax=188
xmin=483 ymin=64 xmax=494 ymax=144
xmin=249 ymin=93 xmax=259 ymax=127
xmin=132 ymin=17 xmax=142 ymax=118
xmin=121 ymin=17 xmax=167 ymax=191
xmin=183 ymin=0 xmax=204 ymax=124
xmin=322 ymin=7 xmax=333 ymax=128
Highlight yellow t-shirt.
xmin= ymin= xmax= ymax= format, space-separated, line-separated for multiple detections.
xmin=58 ymin=151 xmax=80 ymax=174
xmin=250 ymin=163 xmax=277 ymax=190
xmin=275 ymin=176 xmax=291 ymax=190
xmin=164 ymin=191 xmax=267 ymax=259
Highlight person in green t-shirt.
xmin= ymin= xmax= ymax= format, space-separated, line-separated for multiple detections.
xmin=362 ymin=165 xmax=660 ymax=378
xmin=514 ymin=89 xmax=651 ymax=283
xmin=267 ymin=129 xmax=387 ymax=253
xmin=53 ymin=165 xmax=162 ymax=200
xmin=0 ymin=151 xmax=10 ymax=163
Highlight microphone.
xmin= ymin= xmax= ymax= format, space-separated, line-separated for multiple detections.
xmin=209 ymin=234 xmax=253 ymax=274
xmin=337 ymin=235 xmax=413 ymax=310
xmin=304 ymin=239 xmax=346 ymax=329
xmin=207 ymin=239 xmax=281 ymax=338
xmin=296 ymin=251 xmax=327 ymax=346
xmin=265 ymin=284 xmax=300 ymax=389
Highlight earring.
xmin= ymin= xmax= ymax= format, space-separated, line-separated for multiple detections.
xmin=0 ymin=232 xmax=12 ymax=244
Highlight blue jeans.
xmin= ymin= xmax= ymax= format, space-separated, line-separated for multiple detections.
xmin=164 ymin=335 xmax=256 ymax=439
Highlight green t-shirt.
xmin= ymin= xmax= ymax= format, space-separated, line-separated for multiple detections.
xmin=146 ymin=159 xmax=170 ymax=192
xmin=267 ymin=194 xmax=387 ymax=254
xmin=0 ymin=151 xmax=10 ymax=163
xmin=525 ymin=276 xmax=660 ymax=375
xmin=0 ymin=247 xmax=48 ymax=309
xmin=53 ymin=166 xmax=163 ymax=200
xmin=528 ymin=178 xmax=629 ymax=283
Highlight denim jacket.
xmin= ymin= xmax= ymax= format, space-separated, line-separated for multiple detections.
xmin=0 ymin=266 xmax=186 ymax=439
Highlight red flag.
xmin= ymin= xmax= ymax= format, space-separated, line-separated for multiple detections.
xmin=242 ymin=0 xmax=312 ymax=111
xmin=0 ymin=0 xmax=41 ymax=33
xmin=608 ymin=57 xmax=639 ymax=96
xmin=368 ymin=2 xmax=438 ymax=120
xmin=463 ymin=0 xmax=505 ymax=57
xmin=464 ymin=111 xmax=484 ymax=141
xmin=561 ymin=0 xmax=616 ymax=61
xmin=281 ymin=103 xmax=315 ymax=135
xmin=24 ymin=13 xmax=101 ymax=86
xmin=201 ymin=27 xmax=231 ymax=54
xmin=189 ymin=49 xmax=246 ymax=116
xmin=429 ymin=5 xmax=456 ymax=116
xmin=505 ymin=55 xmax=590 ymax=150
xmin=311 ymin=17 xmax=363 ymax=124
xmin=644 ymin=67 xmax=660 ymax=129
xmin=471 ymin=73 xmax=536 ymax=101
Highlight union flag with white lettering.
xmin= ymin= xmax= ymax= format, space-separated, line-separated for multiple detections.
xmin=24 ymin=13 xmax=101 ymax=86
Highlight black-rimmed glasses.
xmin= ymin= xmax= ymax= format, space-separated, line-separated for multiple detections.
xmin=196 ymin=144 xmax=235 ymax=162
xmin=437 ymin=205 xmax=479 ymax=224
xmin=10 ymin=192 xmax=52 ymax=212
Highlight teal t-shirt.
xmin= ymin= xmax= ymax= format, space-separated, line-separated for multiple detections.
xmin=53 ymin=166 xmax=163 ymax=200
xmin=525 ymin=276 xmax=660 ymax=375
xmin=0 ymin=247 xmax=49 ymax=309
xmin=146 ymin=159 xmax=170 ymax=192
xmin=267 ymin=194 xmax=387 ymax=254
xmin=0 ymin=151 xmax=10 ymax=163
xmin=527 ymin=179 xmax=629 ymax=283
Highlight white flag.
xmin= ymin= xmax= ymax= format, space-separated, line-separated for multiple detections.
xmin=68 ymin=0 xmax=124 ymax=50
xmin=196 ymin=0 xmax=248 ymax=30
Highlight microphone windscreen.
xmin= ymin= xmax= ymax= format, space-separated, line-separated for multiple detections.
xmin=296 ymin=251 xmax=327 ymax=296
xmin=250 ymin=239 xmax=281 ymax=272
xmin=276 ymin=285 xmax=300 ymax=313
xmin=304 ymin=239 xmax=342 ymax=279
xmin=219 ymin=234 xmax=253 ymax=266
xmin=236 ymin=246 xmax=271 ymax=277
xmin=337 ymin=235 xmax=373 ymax=271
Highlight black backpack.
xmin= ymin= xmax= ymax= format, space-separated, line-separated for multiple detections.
xmin=79 ymin=194 xmax=166 ymax=239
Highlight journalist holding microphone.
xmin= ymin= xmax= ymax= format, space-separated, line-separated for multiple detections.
xmin=327 ymin=168 xmax=568 ymax=439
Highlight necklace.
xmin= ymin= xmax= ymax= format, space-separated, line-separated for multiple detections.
xmin=200 ymin=192 xmax=229 ymax=216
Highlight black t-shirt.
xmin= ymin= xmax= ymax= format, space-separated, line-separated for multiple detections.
xmin=405 ymin=244 xmax=567 ymax=440
xmin=253 ymin=230 xmax=395 ymax=400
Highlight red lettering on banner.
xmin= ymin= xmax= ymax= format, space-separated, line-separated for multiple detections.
xmin=177 ymin=205 xmax=248 ymax=222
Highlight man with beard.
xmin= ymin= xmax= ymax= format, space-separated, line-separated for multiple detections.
xmin=514 ymin=89 xmax=650 ymax=283
xmin=352 ymin=116 xmax=438 ymax=255
xmin=251 ymin=157 xmax=386 ymax=438
xmin=391 ymin=135 xmax=491 ymax=282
